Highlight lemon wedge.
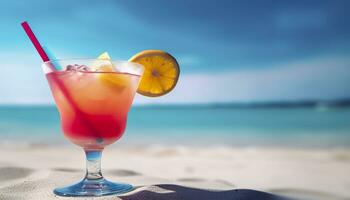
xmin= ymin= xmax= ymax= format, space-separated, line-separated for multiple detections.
xmin=91 ymin=52 xmax=112 ymax=71
xmin=129 ymin=50 xmax=180 ymax=97
xmin=96 ymin=52 xmax=129 ymax=91
xmin=97 ymin=52 xmax=111 ymax=60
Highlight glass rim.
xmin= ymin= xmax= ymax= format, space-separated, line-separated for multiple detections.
xmin=43 ymin=58 xmax=142 ymax=65
xmin=42 ymin=58 xmax=144 ymax=76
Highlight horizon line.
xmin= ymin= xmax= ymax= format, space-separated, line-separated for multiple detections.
xmin=0 ymin=98 xmax=349 ymax=107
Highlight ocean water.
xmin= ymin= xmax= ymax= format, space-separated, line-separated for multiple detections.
xmin=0 ymin=105 xmax=349 ymax=148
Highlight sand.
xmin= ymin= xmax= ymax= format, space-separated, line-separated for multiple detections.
xmin=0 ymin=144 xmax=349 ymax=200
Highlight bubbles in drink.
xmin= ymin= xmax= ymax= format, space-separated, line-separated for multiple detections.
xmin=96 ymin=138 xmax=104 ymax=144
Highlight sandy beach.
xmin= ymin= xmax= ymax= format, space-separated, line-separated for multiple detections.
xmin=0 ymin=144 xmax=349 ymax=200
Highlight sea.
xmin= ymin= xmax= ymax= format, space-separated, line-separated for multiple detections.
xmin=0 ymin=105 xmax=349 ymax=149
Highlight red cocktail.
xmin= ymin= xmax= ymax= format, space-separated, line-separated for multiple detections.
xmin=45 ymin=61 xmax=141 ymax=149
xmin=42 ymin=59 xmax=143 ymax=196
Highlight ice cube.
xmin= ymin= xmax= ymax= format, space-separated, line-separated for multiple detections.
xmin=65 ymin=64 xmax=91 ymax=72
xmin=77 ymin=65 xmax=89 ymax=72
xmin=96 ymin=65 xmax=115 ymax=72
xmin=65 ymin=65 xmax=76 ymax=71
xmin=92 ymin=58 xmax=114 ymax=71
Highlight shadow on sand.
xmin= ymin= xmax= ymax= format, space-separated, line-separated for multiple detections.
xmin=120 ymin=184 xmax=293 ymax=200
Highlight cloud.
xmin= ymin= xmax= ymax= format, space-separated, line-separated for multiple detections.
xmin=0 ymin=52 xmax=348 ymax=105
xmin=0 ymin=52 xmax=52 ymax=104
xmin=134 ymin=55 xmax=350 ymax=104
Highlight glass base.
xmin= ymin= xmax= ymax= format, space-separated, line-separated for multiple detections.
xmin=54 ymin=178 xmax=133 ymax=197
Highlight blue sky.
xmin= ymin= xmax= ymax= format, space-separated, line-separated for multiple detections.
xmin=0 ymin=0 xmax=349 ymax=104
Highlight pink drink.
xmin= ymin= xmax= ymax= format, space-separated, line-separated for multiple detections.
xmin=46 ymin=67 xmax=140 ymax=150
xmin=22 ymin=21 xmax=144 ymax=196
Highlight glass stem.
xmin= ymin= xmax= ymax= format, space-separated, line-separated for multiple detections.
xmin=85 ymin=150 xmax=103 ymax=180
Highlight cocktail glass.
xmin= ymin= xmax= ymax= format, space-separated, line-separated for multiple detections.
xmin=42 ymin=59 xmax=143 ymax=197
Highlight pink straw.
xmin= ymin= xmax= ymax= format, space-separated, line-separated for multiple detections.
xmin=21 ymin=21 xmax=72 ymax=108
xmin=21 ymin=21 xmax=100 ymax=141
xmin=21 ymin=21 xmax=50 ymax=62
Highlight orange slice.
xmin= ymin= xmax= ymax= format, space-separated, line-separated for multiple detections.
xmin=129 ymin=50 xmax=180 ymax=97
